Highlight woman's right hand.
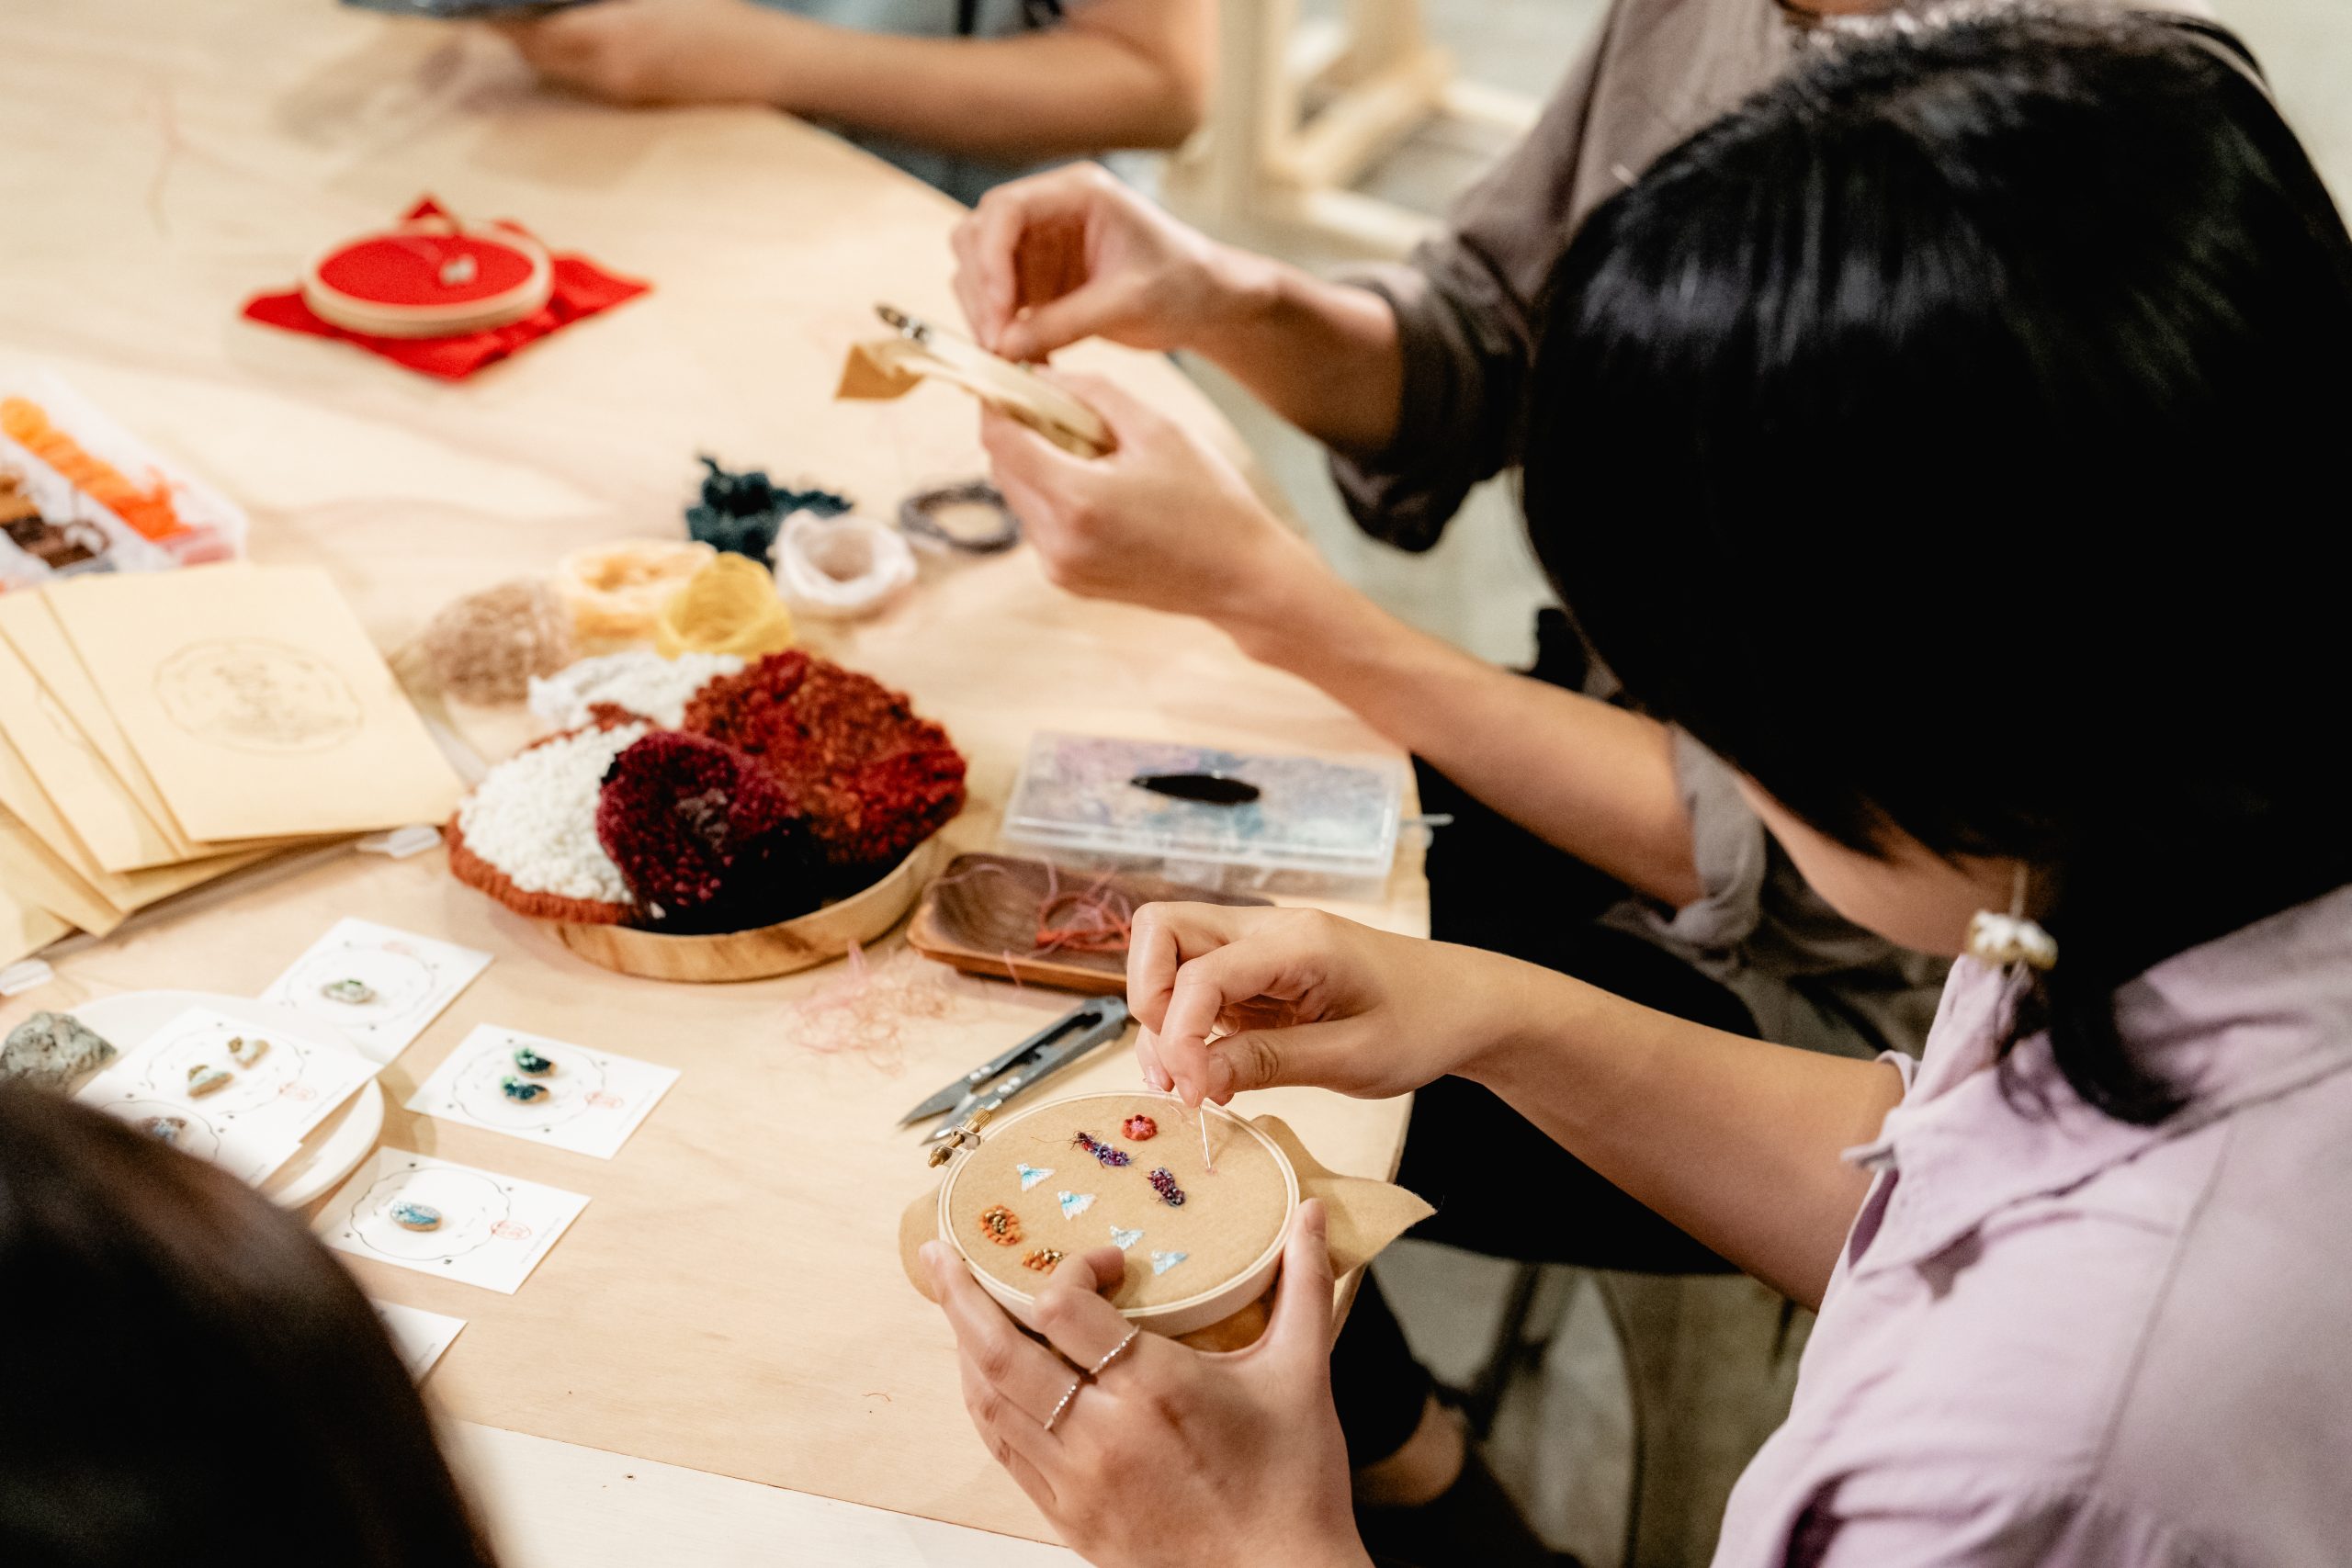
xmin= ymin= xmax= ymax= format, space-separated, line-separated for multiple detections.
xmin=1125 ymin=903 xmax=1537 ymax=1107
xmin=950 ymin=164 xmax=1267 ymax=364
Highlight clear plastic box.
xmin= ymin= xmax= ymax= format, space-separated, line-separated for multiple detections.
xmin=999 ymin=731 xmax=1406 ymax=893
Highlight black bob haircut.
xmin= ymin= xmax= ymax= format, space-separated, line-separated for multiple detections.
xmin=0 ymin=1084 xmax=502 ymax=1568
xmin=1523 ymin=6 xmax=2352 ymax=1122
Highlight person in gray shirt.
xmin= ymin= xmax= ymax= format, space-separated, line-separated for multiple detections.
xmin=495 ymin=0 xmax=1209 ymax=205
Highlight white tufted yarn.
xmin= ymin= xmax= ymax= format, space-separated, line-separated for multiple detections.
xmin=454 ymin=722 xmax=650 ymax=902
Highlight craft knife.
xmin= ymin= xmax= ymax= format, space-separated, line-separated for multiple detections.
xmin=901 ymin=995 xmax=1129 ymax=1134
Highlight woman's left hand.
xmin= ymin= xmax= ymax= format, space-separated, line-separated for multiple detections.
xmin=493 ymin=0 xmax=791 ymax=107
xmin=923 ymin=1200 xmax=1371 ymax=1568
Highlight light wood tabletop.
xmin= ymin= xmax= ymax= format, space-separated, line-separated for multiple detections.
xmin=0 ymin=1 xmax=1424 ymax=1561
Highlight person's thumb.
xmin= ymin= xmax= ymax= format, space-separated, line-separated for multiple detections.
xmin=999 ymin=279 xmax=1140 ymax=364
xmin=1264 ymin=1200 xmax=1337 ymax=1369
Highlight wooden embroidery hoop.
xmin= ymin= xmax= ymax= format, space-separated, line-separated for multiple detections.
xmin=301 ymin=214 xmax=553 ymax=339
xmin=837 ymin=304 xmax=1115 ymax=458
xmin=935 ymin=1090 xmax=1299 ymax=1337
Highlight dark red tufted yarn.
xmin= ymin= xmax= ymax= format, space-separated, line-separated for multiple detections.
xmin=680 ymin=651 xmax=966 ymax=886
xmin=594 ymin=730 xmax=812 ymax=931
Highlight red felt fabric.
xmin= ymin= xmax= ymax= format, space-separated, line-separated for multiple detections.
xmin=242 ymin=198 xmax=650 ymax=381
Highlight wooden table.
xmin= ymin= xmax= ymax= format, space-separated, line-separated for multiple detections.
xmin=0 ymin=3 xmax=1424 ymax=1561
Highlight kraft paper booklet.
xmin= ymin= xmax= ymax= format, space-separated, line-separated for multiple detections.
xmin=49 ymin=565 xmax=462 ymax=840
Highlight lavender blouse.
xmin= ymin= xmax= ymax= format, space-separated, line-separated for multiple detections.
xmin=1714 ymin=885 xmax=2352 ymax=1566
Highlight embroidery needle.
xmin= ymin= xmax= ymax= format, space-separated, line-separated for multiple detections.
xmin=1198 ymin=1099 xmax=1216 ymax=1174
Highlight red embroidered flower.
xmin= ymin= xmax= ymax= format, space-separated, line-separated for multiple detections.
xmin=682 ymin=651 xmax=966 ymax=886
xmin=1122 ymin=1114 xmax=1158 ymax=1141
xmin=594 ymin=731 xmax=812 ymax=931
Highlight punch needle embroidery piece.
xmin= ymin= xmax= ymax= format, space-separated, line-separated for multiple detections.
xmin=1072 ymin=1131 xmax=1131 ymax=1168
xmin=1150 ymin=1250 xmax=1188 ymax=1277
xmin=1109 ymin=1226 xmax=1143 ymax=1251
xmin=187 ymin=1064 xmax=231 ymax=1098
xmin=1147 ymin=1168 xmax=1186 ymax=1207
xmin=1057 ymin=1190 xmax=1095 ymax=1220
xmin=978 ymin=1205 xmax=1023 ymax=1247
xmin=1122 ymin=1114 xmax=1157 ymax=1141
xmin=138 ymin=1114 xmax=189 ymax=1145
xmin=227 ymin=1035 xmax=269 ymax=1067
xmin=500 ymin=1076 xmax=548 ymax=1103
xmin=322 ymin=977 xmax=377 ymax=1005
xmin=1017 ymin=1163 xmax=1052 ymax=1191
xmin=390 ymin=1200 xmax=443 ymax=1233
xmin=1022 ymin=1248 xmax=1065 ymax=1274
xmin=512 ymin=1044 xmax=555 ymax=1077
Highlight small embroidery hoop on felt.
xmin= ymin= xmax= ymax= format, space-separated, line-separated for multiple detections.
xmin=936 ymin=1091 xmax=1297 ymax=1338
xmin=300 ymin=216 xmax=553 ymax=339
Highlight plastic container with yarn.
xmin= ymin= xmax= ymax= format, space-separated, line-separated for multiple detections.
xmin=771 ymin=511 xmax=916 ymax=619
xmin=653 ymin=554 xmax=794 ymax=659
xmin=555 ymin=538 xmax=714 ymax=649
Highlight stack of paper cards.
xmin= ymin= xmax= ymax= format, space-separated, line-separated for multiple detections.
xmin=372 ymin=1301 xmax=467 ymax=1380
xmin=0 ymin=555 xmax=461 ymax=959
xmin=75 ymin=1005 xmax=381 ymax=1186
xmin=406 ymin=1024 xmax=677 ymax=1158
xmin=262 ymin=918 xmax=492 ymax=1066
xmin=317 ymin=1148 xmax=588 ymax=1294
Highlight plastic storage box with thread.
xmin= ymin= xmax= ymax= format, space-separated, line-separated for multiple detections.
xmin=998 ymin=731 xmax=1405 ymax=896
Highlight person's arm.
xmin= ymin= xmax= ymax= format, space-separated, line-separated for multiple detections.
xmin=981 ymin=373 xmax=1703 ymax=908
xmin=950 ymin=164 xmax=1410 ymax=449
xmin=1127 ymin=904 xmax=1905 ymax=1308
xmin=498 ymin=0 xmax=1211 ymax=161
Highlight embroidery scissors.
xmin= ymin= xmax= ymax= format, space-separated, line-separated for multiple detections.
xmin=902 ymin=995 xmax=1130 ymax=1144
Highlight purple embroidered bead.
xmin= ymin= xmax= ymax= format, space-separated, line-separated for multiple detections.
xmin=1147 ymin=1168 xmax=1185 ymax=1207
xmin=1072 ymin=1132 xmax=1132 ymax=1168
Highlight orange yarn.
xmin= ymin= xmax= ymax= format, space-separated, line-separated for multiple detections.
xmin=0 ymin=398 xmax=187 ymax=541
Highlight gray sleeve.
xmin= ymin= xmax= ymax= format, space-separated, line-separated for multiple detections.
xmin=1603 ymin=729 xmax=1951 ymax=1059
xmin=1327 ymin=38 xmax=1611 ymax=551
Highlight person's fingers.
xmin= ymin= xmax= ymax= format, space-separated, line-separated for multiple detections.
xmin=948 ymin=219 xmax=989 ymax=337
xmin=1135 ymin=1026 xmax=1172 ymax=1093
xmin=1028 ymin=1247 xmax=1140 ymax=1373
xmin=965 ymin=170 xmax=1103 ymax=349
xmin=1153 ymin=931 xmax=1320 ymax=1104
xmin=958 ymin=1357 xmax=1064 ymax=1508
xmin=925 ymin=1244 xmax=1088 ymax=1425
xmin=997 ymin=279 xmax=1137 ymax=365
xmin=1028 ymin=369 xmax=1163 ymax=439
xmin=1125 ymin=901 xmax=1259 ymax=1035
xmin=1261 ymin=1199 xmax=1337 ymax=1371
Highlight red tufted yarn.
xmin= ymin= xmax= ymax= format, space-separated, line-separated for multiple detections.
xmin=594 ymin=731 xmax=811 ymax=931
xmin=680 ymin=651 xmax=966 ymax=885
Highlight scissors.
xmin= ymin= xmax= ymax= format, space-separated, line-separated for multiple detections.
xmin=901 ymin=995 xmax=1130 ymax=1143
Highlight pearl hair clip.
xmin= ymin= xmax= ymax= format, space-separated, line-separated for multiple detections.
xmin=1965 ymin=866 xmax=2058 ymax=971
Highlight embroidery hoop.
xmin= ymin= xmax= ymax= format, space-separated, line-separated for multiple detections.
xmin=936 ymin=1090 xmax=1297 ymax=1337
xmin=300 ymin=215 xmax=554 ymax=339
xmin=838 ymin=304 xmax=1115 ymax=459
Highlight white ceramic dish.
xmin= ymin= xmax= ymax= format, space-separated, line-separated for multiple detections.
xmin=938 ymin=1092 xmax=1298 ymax=1337
xmin=72 ymin=990 xmax=384 ymax=1210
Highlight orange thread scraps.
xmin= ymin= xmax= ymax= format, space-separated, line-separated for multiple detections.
xmin=0 ymin=399 xmax=187 ymax=540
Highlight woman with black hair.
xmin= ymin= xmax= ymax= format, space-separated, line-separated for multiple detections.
xmin=924 ymin=10 xmax=2352 ymax=1564
xmin=0 ymin=1083 xmax=503 ymax=1568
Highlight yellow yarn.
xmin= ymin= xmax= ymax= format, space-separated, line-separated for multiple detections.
xmin=654 ymin=553 xmax=796 ymax=659
xmin=554 ymin=539 xmax=716 ymax=648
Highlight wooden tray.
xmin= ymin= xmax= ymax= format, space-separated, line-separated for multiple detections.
xmin=906 ymin=852 xmax=1269 ymax=994
xmin=556 ymin=840 xmax=940 ymax=983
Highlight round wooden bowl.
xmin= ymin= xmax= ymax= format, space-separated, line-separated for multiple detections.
xmin=552 ymin=840 xmax=940 ymax=983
